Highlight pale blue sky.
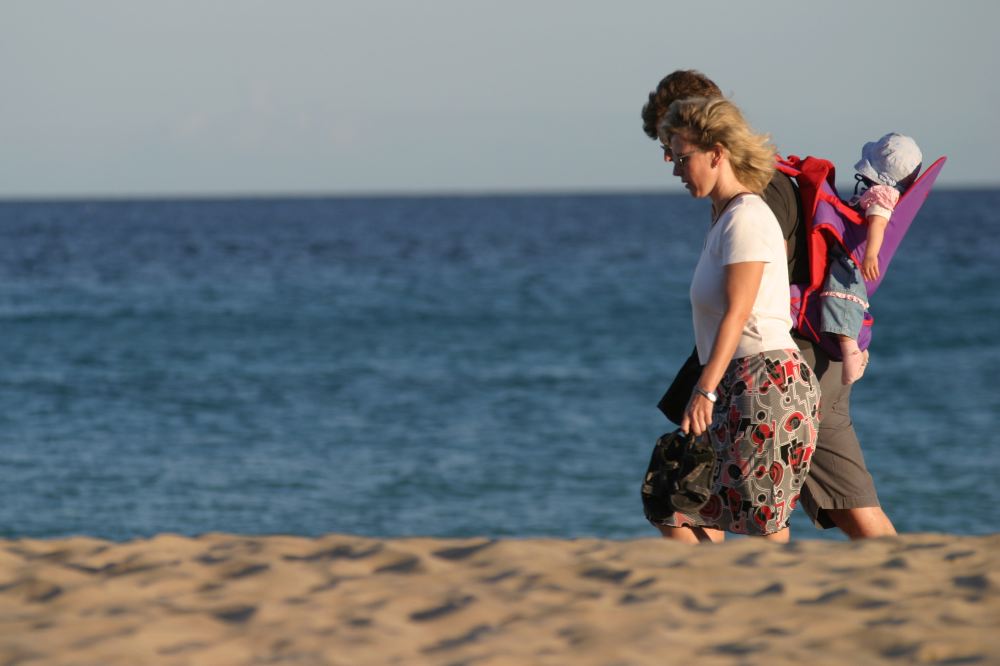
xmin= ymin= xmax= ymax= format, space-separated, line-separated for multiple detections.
xmin=1 ymin=0 xmax=997 ymax=198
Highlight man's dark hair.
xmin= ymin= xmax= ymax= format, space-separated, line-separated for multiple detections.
xmin=641 ymin=69 xmax=722 ymax=139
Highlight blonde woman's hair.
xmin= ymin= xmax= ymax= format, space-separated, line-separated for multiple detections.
xmin=658 ymin=97 xmax=776 ymax=195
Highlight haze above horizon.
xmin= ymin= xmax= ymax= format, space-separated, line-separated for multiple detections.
xmin=2 ymin=1 xmax=997 ymax=198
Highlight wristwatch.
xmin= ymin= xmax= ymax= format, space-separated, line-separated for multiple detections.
xmin=694 ymin=386 xmax=718 ymax=403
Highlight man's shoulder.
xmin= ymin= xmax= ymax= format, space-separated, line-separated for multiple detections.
xmin=764 ymin=171 xmax=798 ymax=209
xmin=763 ymin=171 xmax=801 ymax=239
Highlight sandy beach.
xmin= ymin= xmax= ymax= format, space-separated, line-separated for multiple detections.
xmin=1 ymin=532 xmax=996 ymax=665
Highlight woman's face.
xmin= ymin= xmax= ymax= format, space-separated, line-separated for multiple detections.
xmin=669 ymin=133 xmax=715 ymax=199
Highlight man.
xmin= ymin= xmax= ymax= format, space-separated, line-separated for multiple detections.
xmin=642 ymin=69 xmax=896 ymax=539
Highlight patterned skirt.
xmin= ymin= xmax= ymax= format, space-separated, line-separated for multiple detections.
xmin=652 ymin=348 xmax=820 ymax=535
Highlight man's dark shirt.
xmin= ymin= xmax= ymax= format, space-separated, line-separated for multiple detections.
xmin=762 ymin=171 xmax=808 ymax=286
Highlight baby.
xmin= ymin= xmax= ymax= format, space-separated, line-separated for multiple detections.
xmin=820 ymin=132 xmax=923 ymax=384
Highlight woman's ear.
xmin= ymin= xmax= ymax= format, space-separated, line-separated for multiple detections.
xmin=711 ymin=144 xmax=725 ymax=169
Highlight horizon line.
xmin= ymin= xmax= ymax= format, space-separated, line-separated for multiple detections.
xmin=0 ymin=182 xmax=995 ymax=204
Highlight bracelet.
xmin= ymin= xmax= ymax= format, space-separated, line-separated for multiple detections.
xmin=693 ymin=386 xmax=718 ymax=403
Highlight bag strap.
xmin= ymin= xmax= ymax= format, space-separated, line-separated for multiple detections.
xmin=778 ymin=155 xmax=863 ymax=225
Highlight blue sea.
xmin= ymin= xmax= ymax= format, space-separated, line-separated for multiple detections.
xmin=0 ymin=190 xmax=997 ymax=542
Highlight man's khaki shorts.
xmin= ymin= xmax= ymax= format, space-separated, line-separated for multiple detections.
xmin=796 ymin=338 xmax=883 ymax=529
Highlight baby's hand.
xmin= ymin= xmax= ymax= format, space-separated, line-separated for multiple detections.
xmin=862 ymin=254 xmax=880 ymax=281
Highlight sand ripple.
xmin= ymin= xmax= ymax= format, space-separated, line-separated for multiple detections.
xmin=1 ymin=533 xmax=996 ymax=665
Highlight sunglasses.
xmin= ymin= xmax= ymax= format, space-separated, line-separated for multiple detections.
xmin=854 ymin=172 xmax=875 ymax=196
xmin=660 ymin=144 xmax=700 ymax=168
xmin=671 ymin=151 xmax=698 ymax=168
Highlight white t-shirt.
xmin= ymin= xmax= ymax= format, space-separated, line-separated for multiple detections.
xmin=689 ymin=194 xmax=795 ymax=365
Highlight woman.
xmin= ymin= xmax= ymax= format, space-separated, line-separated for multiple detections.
xmin=653 ymin=97 xmax=820 ymax=543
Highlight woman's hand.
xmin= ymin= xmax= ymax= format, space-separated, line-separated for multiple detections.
xmin=681 ymin=391 xmax=714 ymax=437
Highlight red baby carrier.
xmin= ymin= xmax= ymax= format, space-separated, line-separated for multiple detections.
xmin=776 ymin=154 xmax=947 ymax=359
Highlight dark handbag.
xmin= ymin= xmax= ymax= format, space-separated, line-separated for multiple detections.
xmin=657 ymin=347 xmax=702 ymax=425
xmin=641 ymin=429 xmax=715 ymax=522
